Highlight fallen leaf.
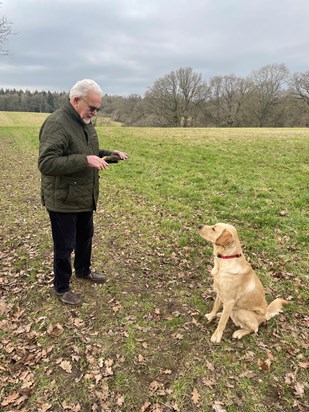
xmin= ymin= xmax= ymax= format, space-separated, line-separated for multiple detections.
xmin=1 ymin=391 xmax=20 ymax=406
xmin=138 ymin=354 xmax=145 ymax=363
xmin=59 ymin=360 xmax=72 ymax=373
xmin=47 ymin=323 xmax=63 ymax=337
xmin=294 ymin=382 xmax=305 ymax=398
xmin=105 ymin=359 xmax=114 ymax=367
xmin=14 ymin=394 xmax=28 ymax=406
xmin=257 ymin=357 xmax=271 ymax=371
xmin=192 ymin=387 xmax=200 ymax=406
xmin=73 ymin=318 xmax=84 ymax=328
xmin=39 ymin=404 xmax=52 ymax=412
xmin=117 ymin=395 xmax=125 ymax=406
xmin=212 ymin=402 xmax=227 ymax=412
xmin=140 ymin=401 xmax=151 ymax=412
xmin=94 ymin=373 xmax=103 ymax=384
xmin=4 ymin=343 xmax=15 ymax=354
xmin=285 ymin=372 xmax=296 ymax=384
xmin=149 ymin=381 xmax=160 ymax=393
xmin=205 ymin=360 xmax=215 ymax=371
xmin=0 ymin=300 xmax=11 ymax=315
xmin=202 ymin=377 xmax=216 ymax=387
xmin=104 ymin=367 xmax=113 ymax=376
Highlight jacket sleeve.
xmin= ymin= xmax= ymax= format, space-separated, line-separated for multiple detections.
xmin=98 ymin=149 xmax=113 ymax=157
xmin=38 ymin=122 xmax=88 ymax=176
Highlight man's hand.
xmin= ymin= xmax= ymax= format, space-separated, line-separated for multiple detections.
xmin=87 ymin=155 xmax=108 ymax=170
xmin=111 ymin=150 xmax=128 ymax=160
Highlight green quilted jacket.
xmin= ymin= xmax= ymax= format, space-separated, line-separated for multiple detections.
xmin=38 ymin=101 xmax=112 ymax=212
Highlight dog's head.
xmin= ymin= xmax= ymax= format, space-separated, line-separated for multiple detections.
xmin=198 ymin=223 xmax=237 ymax=248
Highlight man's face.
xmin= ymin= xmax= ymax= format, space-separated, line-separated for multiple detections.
xmin=73 ymin=91 xmax=102 ymax=124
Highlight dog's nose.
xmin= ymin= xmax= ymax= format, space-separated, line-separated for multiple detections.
xmin=198 ymin=224 xmax=204 ymax=230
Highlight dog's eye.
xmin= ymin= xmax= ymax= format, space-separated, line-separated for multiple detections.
xmin=212 ymin=227 xmax=216 ymax=231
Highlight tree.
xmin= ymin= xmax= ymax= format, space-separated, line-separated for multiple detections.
xmin=207 ymin=75 xmax=251 ymax=127
xmin=248 ymin=64 xmax=289 ymax=127
xmin=145 ymin=67 xmax=210 ymax=127
xmin=108 ymin=95 xmax=145 ymax=126
xmin=290 ymin=71 xmax=309 ymax=106
xmin=0 ymin=3 xmax=13 ymax=55
xmin=287 ymin=71 xmax=309 ymax=127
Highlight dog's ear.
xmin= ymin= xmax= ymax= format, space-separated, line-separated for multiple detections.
xmin=215 ymin=229 xmax=233 ymax=246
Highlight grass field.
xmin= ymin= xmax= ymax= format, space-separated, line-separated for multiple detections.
xmin=0 ymin=112 xmax=308 ymax=412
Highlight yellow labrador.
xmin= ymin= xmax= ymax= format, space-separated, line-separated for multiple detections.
xmin=198 ymin=223 xmax=288 ymax=343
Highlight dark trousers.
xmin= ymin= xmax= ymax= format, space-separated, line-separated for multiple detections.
xmin=48 ymin=210 xmax=94 ymax=293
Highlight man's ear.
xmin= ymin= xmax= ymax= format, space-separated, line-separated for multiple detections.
xmin=215 ymin=229 xmax=233 ymax=246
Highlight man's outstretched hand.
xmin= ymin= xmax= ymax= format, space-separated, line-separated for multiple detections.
xmin=111 ymin=150 xmax=128 ymax=160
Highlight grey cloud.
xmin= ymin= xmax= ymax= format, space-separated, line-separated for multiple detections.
xmin=1 ymin=0 xmax=308 ymax=95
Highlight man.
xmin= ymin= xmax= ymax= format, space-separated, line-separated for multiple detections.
xmin=38 ymin=79 xmax=128 ymax=305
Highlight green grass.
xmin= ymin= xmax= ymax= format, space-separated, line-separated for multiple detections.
xmin=0 ymin=116 xmax=308 ymax=411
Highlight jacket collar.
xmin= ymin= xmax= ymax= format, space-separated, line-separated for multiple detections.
xmin=64 ymin=100 xmax=85 ymax=126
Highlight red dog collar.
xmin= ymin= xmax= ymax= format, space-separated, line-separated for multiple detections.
xmin=217 ymin=254 xmax=241 ymax=259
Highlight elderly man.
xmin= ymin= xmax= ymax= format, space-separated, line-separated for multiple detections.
xmin=38 ymin=79 xmax=128 ymax=305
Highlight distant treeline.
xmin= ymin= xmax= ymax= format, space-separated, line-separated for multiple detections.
xmin=0 ymin=89 xmax=68 ymax=114
xmin=1 ymin=64 xmax=308 ymax=127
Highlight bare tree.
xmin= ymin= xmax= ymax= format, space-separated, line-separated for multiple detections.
xmin=286 ymin=70 xmax=309 ymax=127
xmin=145 ymin=67 xmax=211 ymax=127
xmin=248 ymin=64 xmax=289 ymax=127
xmin=290 ymin=71 xmax=309 ymax=106
xmin=207 ymin=75 xmax=251 ymax=126
xmin=0 ymin=3 xmax=13 ymax=55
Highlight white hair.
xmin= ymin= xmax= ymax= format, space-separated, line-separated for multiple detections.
xmin=69 ymin=79 xmax=103 ymax=99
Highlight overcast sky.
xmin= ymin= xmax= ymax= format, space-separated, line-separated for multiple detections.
xmin=1 ymin=0 xmax=308 ymax=96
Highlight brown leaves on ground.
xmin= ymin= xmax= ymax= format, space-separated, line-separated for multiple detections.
xmin=1 ymin=211 xmax=308 ymax=411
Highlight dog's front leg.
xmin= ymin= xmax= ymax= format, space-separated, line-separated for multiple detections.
xmin=211 ymin=300 xmax=234 ymax=343
xmin=205 ymin=295 xmax=222 ymax=322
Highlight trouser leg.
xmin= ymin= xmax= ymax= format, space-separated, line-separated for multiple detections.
xmin=48 ymin=210 xmax=77 ymax=294
xmin=74 ymin=211 xmax=94 ymax=277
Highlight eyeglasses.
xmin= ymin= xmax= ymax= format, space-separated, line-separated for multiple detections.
xmin=80 ymin=97 xmax=101 ymax=113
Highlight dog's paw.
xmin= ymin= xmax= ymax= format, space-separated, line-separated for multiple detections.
xmin=205 ymin=313 xmax=216 ymax=322
xmin=210 ymin=331 xmax=222 ymax=343
xmin=232 ymin=329 xmax=249 ymax=340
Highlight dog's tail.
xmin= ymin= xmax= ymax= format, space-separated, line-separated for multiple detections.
xmin=265 ymin=298 xmax=289 ymax=320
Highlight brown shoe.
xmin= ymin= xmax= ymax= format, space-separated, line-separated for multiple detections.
xmin=55 ymin=291 xmax=82 ymax=305
xmin=77 ymin=272 xmax=106 ymax=283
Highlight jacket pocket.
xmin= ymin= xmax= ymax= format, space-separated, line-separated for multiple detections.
xmin=65 ymin=183 xmax=78 ymax=205
xmin=60 ymin=176 xmax=90 ymax=206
